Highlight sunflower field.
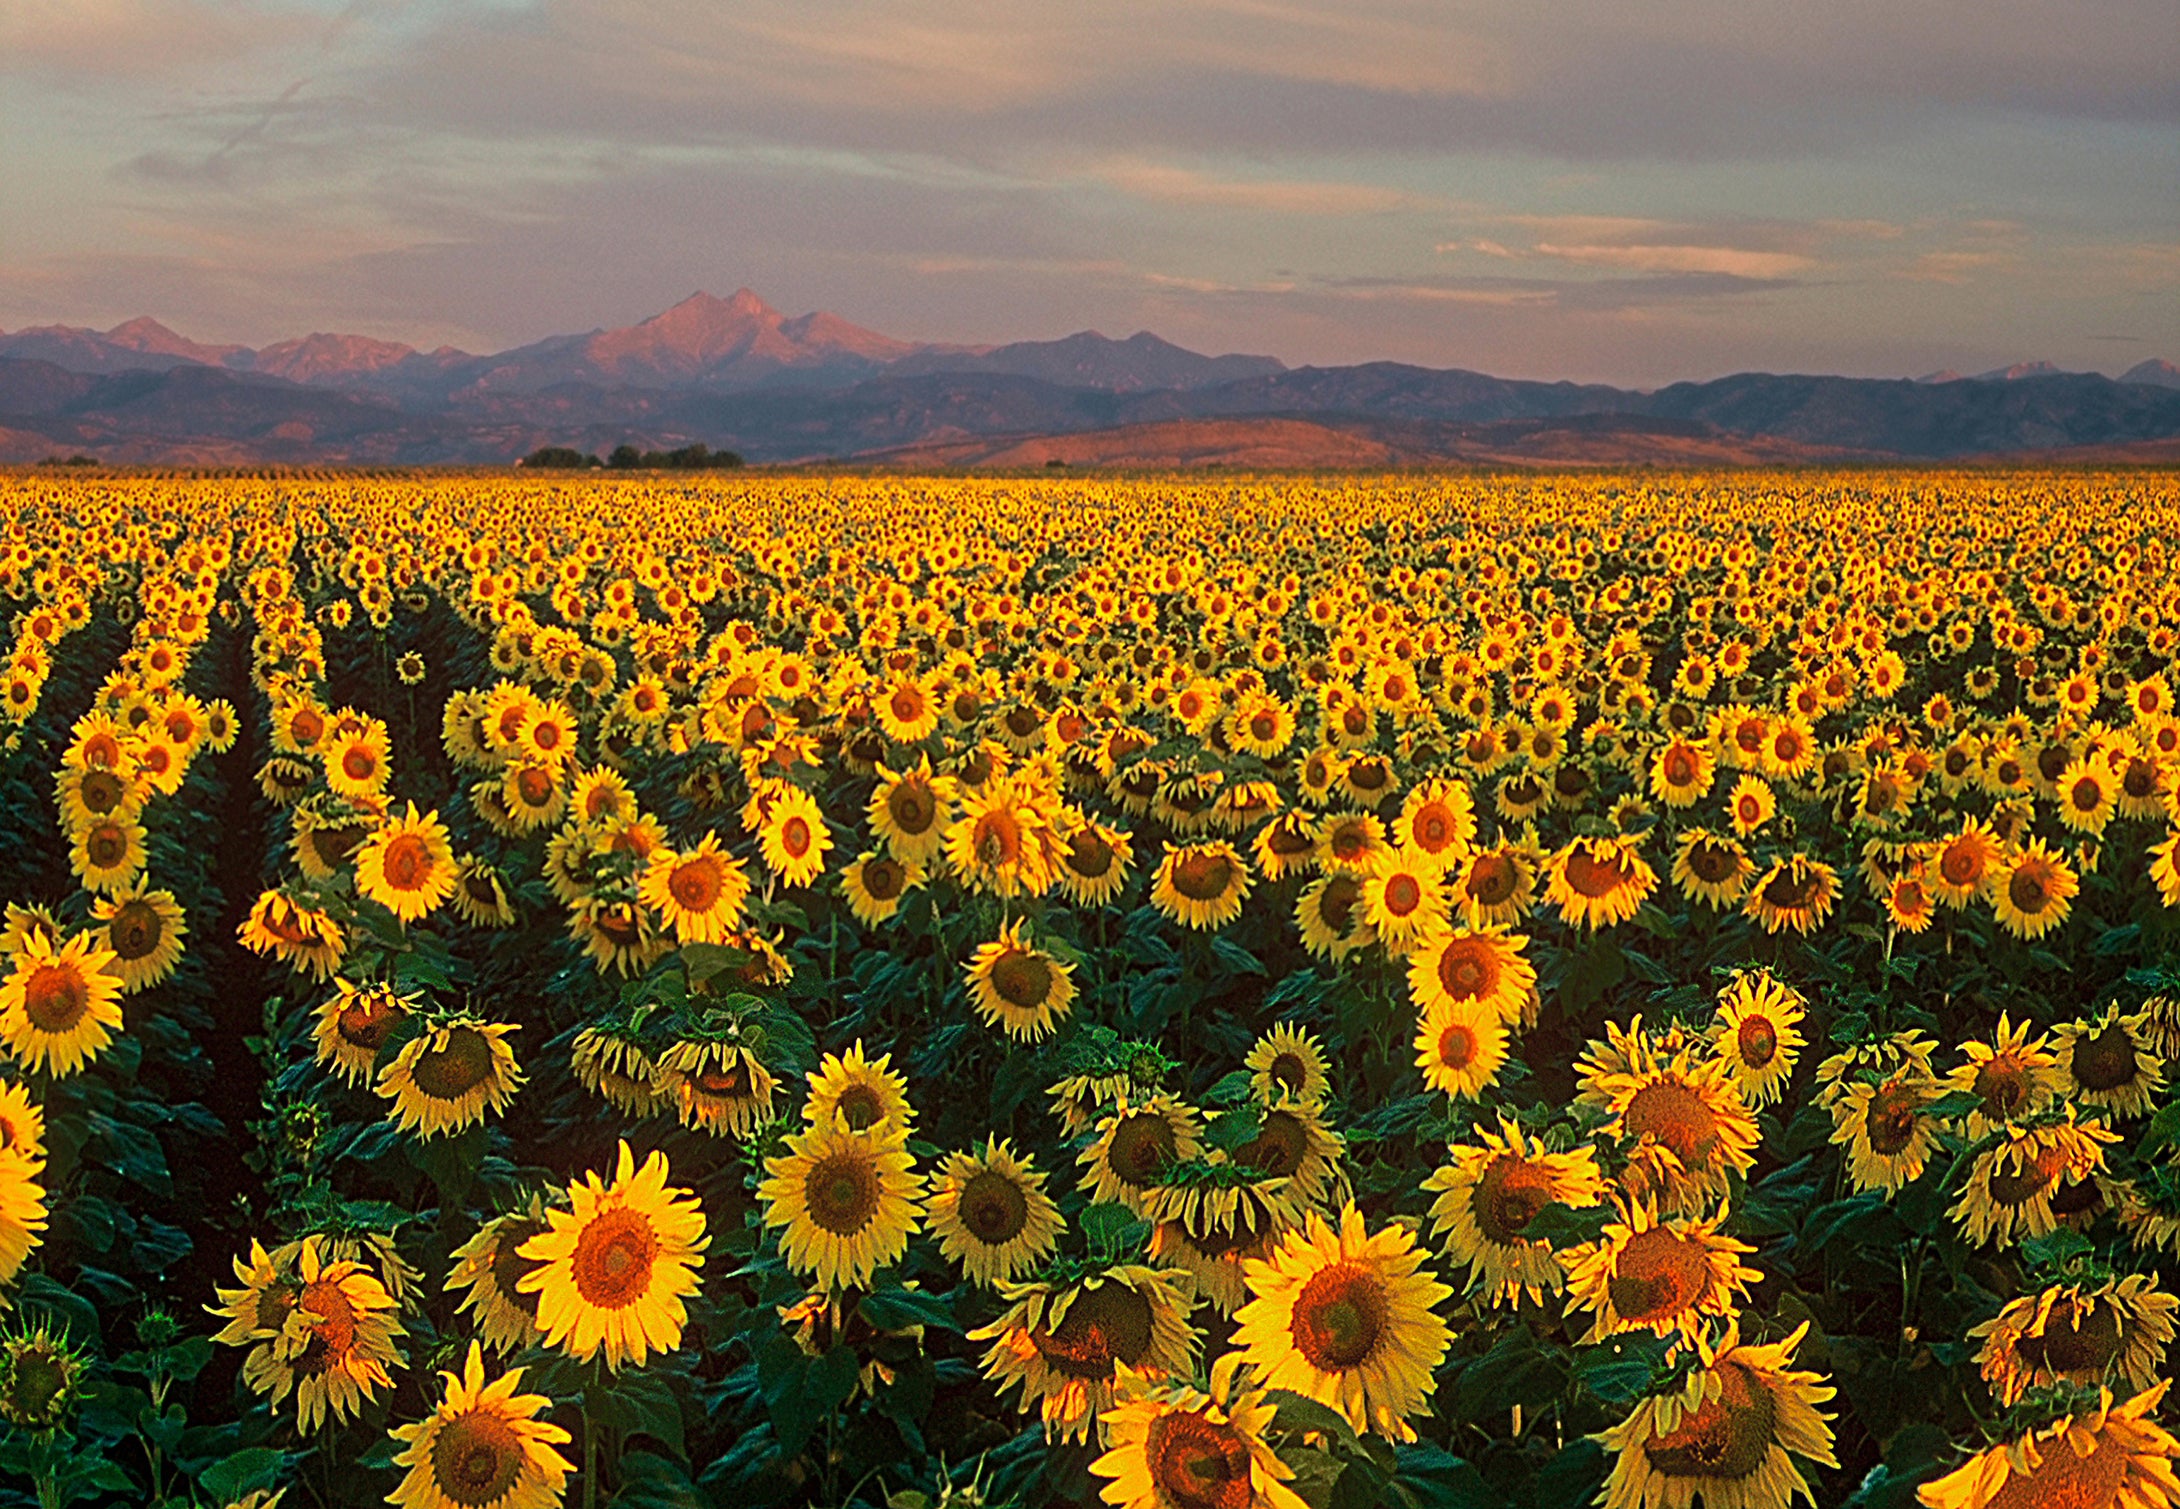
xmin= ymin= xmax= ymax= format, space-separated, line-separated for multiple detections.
xmin=3 ymin=469 xmax=2180 ymax=1509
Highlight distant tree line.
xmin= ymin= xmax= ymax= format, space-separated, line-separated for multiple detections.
xmin=519 ymin=443 xmax=743 ymax=470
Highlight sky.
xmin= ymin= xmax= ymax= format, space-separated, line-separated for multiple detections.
xmin=1 ymin=0 xmax=2176 ymax=385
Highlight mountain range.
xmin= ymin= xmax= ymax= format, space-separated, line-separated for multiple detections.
xmin=2 ymin=290 xmax=2176 ymax=468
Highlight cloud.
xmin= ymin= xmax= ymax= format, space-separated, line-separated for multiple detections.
xmin=1529 ymin=243 xmax=1813 ymax=278
xmin=1086 ymin=160 xmax=1432 ymax=216
xmin=0 ymin=0 xmax=318 ymax=76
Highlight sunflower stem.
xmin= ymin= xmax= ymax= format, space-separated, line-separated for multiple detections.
xmin=582 ymin=1390 xmax=600 ymax=1509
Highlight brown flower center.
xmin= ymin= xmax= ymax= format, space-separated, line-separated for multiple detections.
xmin=2072 ymin=1023 xmax=2140 ymax=1093
xmin=380 ymin=833 xmax=434 ymax=892
xmin=1563 ymin=848 xmax=1630 ymax=899
xmin=1608 ymin=1227 xmax=1714 ymax=1323
xmin=1863 ymin=1082 xmax=1923 ymax=1156
xmin=1289 ymin=1262 xmax=1387 ymax=1371
xmin=570 ymin=1205 xmax=660 ymax=1308
xmin=1473 ymin=1154 xmax=1556 ymax=1245
xmin=1234 ymin=1110 xmax=1307 ymax=1179
xmin=106 ymin=900 xmax=164 ymax=961
xmin=804 ymin=1150 xmax=883 ymax=1236
xmin=1146 ymin=1411 xmax=1253 ymax=1509
xmin=337 ymin=989 xmax=404 ymax=1051
xmin=1735 ymin=1016 xmax=1778 ymax=1070
xmin=667 ymin=855 xmax=724 ymax=913
xmin=1105 ymin=1112 xmax=1180 ymax=1188
xmin=990 ymin=950 xmax=1054 ymax=1009
xmin=1170 ymin=851 xmax=1235 ymax=902
xmin=1033 ymin=1281 xmax=1154 ymax=1379
xmin=1624 ymin=1079 xmax=1722 ymax=1167
xmin=2013 ymin=1298 xmax=2124 ymax=1376
xmin=958 ymin=1169 xmax=1029 ymax=1244
xmin=1644 ymin=1361 xmax=1777 ymax=1480
xmin=409 ymin=1027 xmax=497 ymax=1101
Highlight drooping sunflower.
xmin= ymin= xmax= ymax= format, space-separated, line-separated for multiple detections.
xmin=1915 ymin=1383 xmax=2180 ymax=1509
xmin=1672 ymin=828 xmax=1756 ymax=909
xmin=84 ymin=883 xmax=186 ymax=996
xmin=804 ymin=1040 xmax=915 ymax=1136
xmin=1945 ymin=1014 xmax=2063 ymax=1138
xmin=354 ymin=804 xmax=460 ymax=924
xmin=1969 ymin=1272 xmax=2178 ymax=1406
xmin=450 ymin=856 xmax=517 ymax=928
xmin=1949 ymin=1112 xmax=2120 ymax=1249
xmin=1451 ymin=841 xmax=1539 ymax=927
xmin=312 ymin=979 xmax=413 ymax=1087
xmin=1150 ymin=841 xmax=1254 ymax=931
xmin=1829 ymin=1071 xmax=1943 ymax=1195
xmin=1561 ymin=1202 xmax=1758 ymax=1350
xmin=1080 ymin=1096 xmax=1205 ymax=1216
xmin=759 ymin=1121 xmax=922 ymax=1293
xmin=387 ymin=1341 xmax=573 ymax=1509
xmin=1707 ymin=970 xmax=1805 ymax=1106
xmin=1742 ymin=855 xmax=1840 ymax=936
xmin=1294 ymin=874 xmax=1371 ymax=962
xmin=925 ymin=1139 xmax=1065 ymax=1288
xmin=2051 ymin=1006 xmax=2165 ymax=1118
xmin=1412 ymin=997 xmax=1510 ymax=1102
xmin=655 ymin=1038 xmax=777 ymax=1138
xmin=376 ymin=1019 xmax=524 ymax=1138
xmin=569 ymin=1024 xmax=667 ymax=1117
xmin=1145 ymin=1172 xmax=1303 ymax=1317
xmin=1423 ymin=1119 xmax=1608 ymax=1307
xmin=1588 ymin=1051 xmax=1761 ymax=1215
xmin=758 ymin=786 xmax=832 ymax=887
xmin=445 ymin=1194 xmax=557 ymax=1355
xmin=639 ymin=833 xmax=749 ymax=946
xmin=1546 ymin=835 xmax=1658 ymax=930
xmin=1597 ymin=1320 xmax=1838 ymax=1509
xmin=0 ymin=932 xmax=124 ymax=1079
xmin=963 ymin=920 xmax=1076 ymax=1042
xmin=1991 ymin=838 xmax=2079 ymax=939
xmin=1091 ymin=1354 xmax=1311 ymax=1509
xmin=1232 ymin=1204 xmax=1453 ymax=1442
xmin=1245 ymin=1023 xmax=1330 ymax=1109
xmin=518 ymin=1141 xmax=710 ymax=1371
xmin=1054 ymin=820 xmax=1134 ymax=906
xmin=239 ymin=891 xmax=347 ymax=979
xmin=1224 ymin=1100 xmax=1346 ymax=1209
xmin=970 ymin=1264 xmax=1199 ymax=1445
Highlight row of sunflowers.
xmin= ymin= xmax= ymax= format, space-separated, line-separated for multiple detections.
xmin=0 ymin=470 xmax=2178 ymax=1509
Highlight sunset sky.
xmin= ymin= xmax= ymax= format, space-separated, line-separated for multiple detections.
xmin=3 ymin=0 xmax=2175 ymax=384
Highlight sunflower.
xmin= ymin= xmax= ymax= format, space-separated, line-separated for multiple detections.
xmin=1561 ymin=1202 xmax=1758 ymax=1350
xmin=354 ymin=804 xmax=460 ymax=924
xmin=1931 ymin=818 xmax=2005 ymax=908
xmin=655 ymin=1038 xmax=777 ymax=1138
xmin=1406 ymin=925 xmax=1535 ymax=1026
xmin=639 ymin=833 xmax=749 ymax=945
xmin=875 ymin=675 xmax=940 ymax=743
xmin=1672 ymin=829 xmax=1756 ymax=909
xmin=1547 ymin=835 xmax=1658 ymax=930
xmin=1915 ymin=1383 xmax=2180 ymax=1509
xmin=1649 ymin=738 xmax=1719 ymax=808
xmin=1091 ymin=1354 xmax=1310 ymax=1509
xmin=1252 ymin=812 xmax=1321 ymax=882
xmin=518 ymin=1142 xmax=709 ymax=1371
xmin=1949 ymin=1113 xmax=2120 ymax=1249
xmin=257 ymin=1240 xmax=405 ymax=1432
xmin=1316 ymin=811 xmax=1389 ymax=876
xmin=1413 ymin=997 xmax=1510 ymax=1102
xmin=964 ymin=920 xmax=1076 ymax=1042
xmin=1452 ymin=842 xmax=1538 ymax=927
xmin=2051 ymin=1006 xmax=2165 ymax=1118
xmin=1742 ymin=855 xmax=1840 ymax=936
xmin=0 ymin=1153 xmax=47 ymax=1287
xmin=1150 ymin=841 xmax=1253 ymax=931
xmin=312 ymin=979 xmax=413 ymax=1087
xmin=1424 ymin=1119 xmax=1608 ymax=1307
xmin=1146 ymin=1174 xmax=1302 ymax=1317
xmin=970 ymin=1264 xmax=1199 ymax=1445
xmin=1232 ymin=1205 xmax=1452 ymax=1442
xmin=1080 ymin=1096 xmax=1205 ymax=1216
xmin=1224 ymin=1101 xmax=1346 ymax=1209
xmin=1055 ymin=820 xmax=1133 ymax=907
xmin=926 ymin=1139 xmax=1065 ymax=1288
xmin=1970 ymin=1273 xmax=2178 ymax=1406
xmin=1991 ymin=838 xmax=2079 ymax=939
xmin=377 ymin=1019 xmax=523 ymax=1138
xmin=387 ymin=1342 xmax=573 ymax=1509
xmin=1945 ymin=1014 xmax=2063 ymax=1139
xmin=569 ymin=1025 xmax=668 ymax=1117
xmin=88 ymin=883 xmax=186 ymax=995
xmin=71 ymin=814 xmax=146 ymax=894
xmin=446 ymin=1196 xmax=556 ymax=1355
xmin=322 ymin=720 xmax=391 ymax=801
xmin=1360 ymin=851 xmax=1447 ymax=954
xmin=0 ymin=1080 xmax=45 ymax=1161
xmin=1708 ymin=971 xmax=1805 ymax=1107
xmin=450 ymin=857 xmax=518 ymax=928
xmin=1830 ymin=1071 xmax=1943 ymax=1195
xmin=0 ymin=932 xmax=124 ymax=1079
xmin=1395 ymin=778 xmax=1478 ymax=870
xmin=867 ymin=758 xmax=959 ymax=866
xmin=760 ymin=1121 xmax=922 ymax=1293
xmin=944 ymin=779 xmax=1056 ymax=898
xmin=2056 ymin=754 xmax=2118 ymax=835
xmin=759 ymin=786 xmax=832 ymax=887
xmin=1588 ymin=1053 xmax=1761 ymax=1215
xmin=840 ymin=850 xmax=922 ymax=925
xmin=1245 ymin=1024 xmax=1330 ymax=1109
xmin=1294 ymin=874 xmax=1371 ymax=961
xmin=804 ymin=1040 xmax=915 ymax=1135
xmin=1597 ymin=1320 xmax=1838 ymax=1509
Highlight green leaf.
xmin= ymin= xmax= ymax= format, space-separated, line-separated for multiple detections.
xmin=2020 ymin=1229 xmax=2094 ymax=1270
xmin=1390 ymin=1443 xmax=1510 ymax=1509
xmin=2139 ymin=1100 xmax=2180 ymax=1160
xmin=1265 ymin=1388 xmax=1361 ymax=1448
xmin=1080 ymin=1202 xmax=1141 ymax=1256
xmin=1207 ymin=1105 xmax=1266 ymax=1152
xmin=1526 ymin=1439 xmax=1609 ymax=1509
xmin=589 ymin=1368 xmax=686 ymax=1459
xmin=201 ymin=1448 xmax=289 ymax=1501
xmin=1919 ymin=1090 xmax=1984 ymax=1120
xmin=1574 ymin=1333 xmax=1676 ymax=1404
xmin=611 ymin=1450 xmax=708 ymax=1509
xmin=1520 ymin=1201 xmax=1612 ymax=1248
xmin=857 ymin=1285 xmax=959 ymax=1333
